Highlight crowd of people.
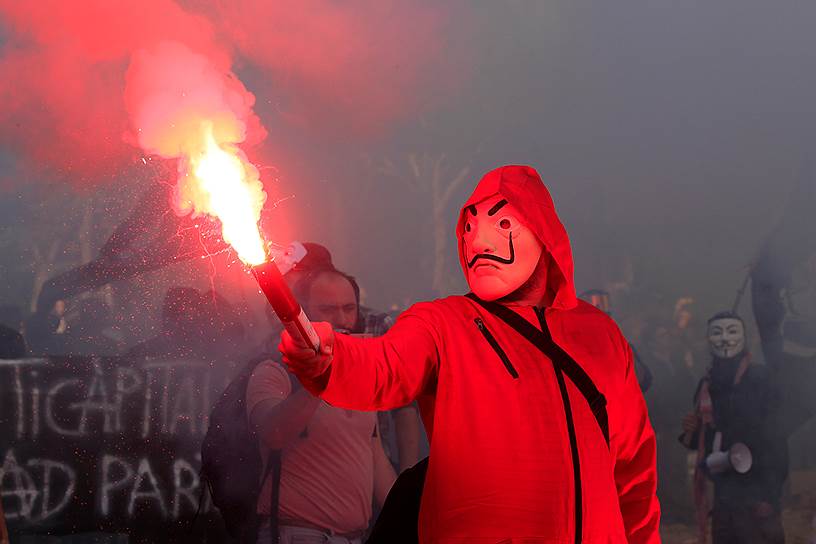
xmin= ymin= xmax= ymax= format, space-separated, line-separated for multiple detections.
xmin=1 ymin=167 xmax=815 ymax=543
xmin=0 ymin=242 xmax=426 ymax=544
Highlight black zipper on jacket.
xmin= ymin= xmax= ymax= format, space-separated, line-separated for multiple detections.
xmin=474 ymin=318 xmax=519 ymax=379
xmin=535 ymin=307 xmax=582 ymax=544
xmin=554 ymin=363 xmax=583 ymax=543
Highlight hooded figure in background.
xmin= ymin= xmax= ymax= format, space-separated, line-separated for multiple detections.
xmin=280 ymin=165 xmax=660 ymax=543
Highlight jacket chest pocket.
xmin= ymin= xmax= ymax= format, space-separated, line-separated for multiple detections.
xmin=474 ymin=318 xmax=519 ymax=379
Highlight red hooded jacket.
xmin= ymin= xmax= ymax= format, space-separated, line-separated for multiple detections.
xmin=301 ymin=165 xmax=660 ymax=543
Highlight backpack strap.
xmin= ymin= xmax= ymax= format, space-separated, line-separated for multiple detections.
xmin=262 ymin=450 xmax=282 ymax=544
xmin=465 ymin=293 xmax=610 ymax=447
xmin=248 ymin=354 xmax=284 ymax=543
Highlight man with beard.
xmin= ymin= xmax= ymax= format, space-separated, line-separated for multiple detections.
xmin=280 ymin=165 xmax=660 ymax=543
xmin=253 ymin=242 xmax=424 ymax=474
xmin=681 ymin=312 xmax=788 ymax=544
xmin=248 ymin=265 xmax=396 ymax=543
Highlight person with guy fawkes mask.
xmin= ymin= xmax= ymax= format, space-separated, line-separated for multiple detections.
xmin=680 ymin=311 xmax=788 ymax=544
xmin=280 ymin=165 xmax=660 ymax=543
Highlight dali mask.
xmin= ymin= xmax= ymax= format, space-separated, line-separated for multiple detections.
xmin=462 ymin=194 xmax=543 ymax=301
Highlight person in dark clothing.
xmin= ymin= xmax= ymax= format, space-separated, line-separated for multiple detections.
xmin=0 ymin=304 xmax=23 ymax=333
xmin=126 ymin=286 xmax=245 ymax=360
xmin=61 ymin=297 xmax=123 ymax=356
xmin=24 ymin=299 xmax=68 ymax=356
xmin=751 ymin=257 xmax=816 ymax=436
xmin=366 ymin=458 xmax=427 ymax=544
xmin=751 ymin=255 xmax=816 ymax=543
xmin=645 ymin=317 xmax=697 ymax=525
xmin=681 ymin=311 xmax=788 ymax=544
xmin=579 ymin=289 xmax=653 ymax=392
xmin=0 ymin=324 xmax=26 ymax=359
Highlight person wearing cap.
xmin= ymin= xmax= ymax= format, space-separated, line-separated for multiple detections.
xmin=255 ymin=242 xmax=424 ymax=473
xmin=247 ymin=262 xmax=397 ymax=544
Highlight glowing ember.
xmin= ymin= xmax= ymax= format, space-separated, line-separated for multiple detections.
xmin=175 ymin=121 xmax=267 ymax=265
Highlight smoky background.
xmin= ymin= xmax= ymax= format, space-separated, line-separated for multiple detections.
xmin=1 ymin=1 xmax=815 ymax=541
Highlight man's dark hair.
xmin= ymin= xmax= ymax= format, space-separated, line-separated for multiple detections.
xmin=293 ymin=268 xmax=361 ymax=307
xmin=275 ymin=242 xmax=362 ymax=329
xmin=292 ymin=267 xmax=362 ymax=331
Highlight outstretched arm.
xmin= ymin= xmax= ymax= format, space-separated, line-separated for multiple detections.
xmin=281 ymin=303 xmax=441 ymax=411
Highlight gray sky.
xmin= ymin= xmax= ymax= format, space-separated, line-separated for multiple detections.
xmin=293 ymin=1 xmax=816 ymax=319
xmin=2 ymin=0 xmax=815 ymax=339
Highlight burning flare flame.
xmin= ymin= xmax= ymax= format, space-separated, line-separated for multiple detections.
xmin=175 ymin=122 xmax=267 ymax=266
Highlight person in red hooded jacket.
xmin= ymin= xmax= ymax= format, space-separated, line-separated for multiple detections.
xmin=280 ymin=165 xmax=660 ymax=543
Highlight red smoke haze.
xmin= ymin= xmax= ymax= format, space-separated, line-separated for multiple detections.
xmin=0 ymin=0 xmax=458 ymax=186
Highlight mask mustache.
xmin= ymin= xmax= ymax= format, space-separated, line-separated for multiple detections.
xmin=712 ymin=338 xmax=740 ymax=347
xmin=467 ymin=233 xmax=515 ymax=268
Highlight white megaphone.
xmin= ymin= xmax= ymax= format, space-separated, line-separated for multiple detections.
xmin=704 ymin=432 xmax=753 ymax=474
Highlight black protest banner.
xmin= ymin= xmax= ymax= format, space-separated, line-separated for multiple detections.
xmin=0 ymin=356 xmax=239 ymax=542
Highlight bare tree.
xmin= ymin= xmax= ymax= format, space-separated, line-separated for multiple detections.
xmin=34 ymin=179 xmax=222 ymax=313
xmin=24 ymin=187 xmax=90 ymax=312
xmin=374 ymin=152 xmax=471 ymax=296
xmin=29 ymin=236 xmax=67 ymax=313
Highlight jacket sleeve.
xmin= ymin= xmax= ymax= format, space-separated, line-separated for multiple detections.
xmin=301 ymin=302 xmax=441 ymax=411
xmin=613 ymin=339 xmax=661 ymax=543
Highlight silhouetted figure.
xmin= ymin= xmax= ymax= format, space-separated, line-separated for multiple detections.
xmin=23 ymin=300 xmax=67 ymax=356
xmin=579 ymin=289 xmax=653 ymax=391
xmin=61 ymin=297 xmax=123 ymax=356
xmin=0 ymin=324 xmax=26 ymax=359
xmin=643 ymin=318 xmax=697 ymax=525
xmin=126 ymin=286 xmax=244 ymax=360
xmin=0 ymin=304 xmax=23 ymax=333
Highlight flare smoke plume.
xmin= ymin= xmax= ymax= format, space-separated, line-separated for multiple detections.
xmin=0 ymin=0 xmax=453 ymax=185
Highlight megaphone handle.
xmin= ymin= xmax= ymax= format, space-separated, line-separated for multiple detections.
xmin=712 ymin=431 xmax=723 ymax=452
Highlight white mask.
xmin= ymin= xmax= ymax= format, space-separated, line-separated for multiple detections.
xmin=462 ymin=195 xmax=543 ymax=302
xmin=707 ymin=317 xmax=746 ymax=359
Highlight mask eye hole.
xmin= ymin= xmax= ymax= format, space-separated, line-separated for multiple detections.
xmin=465 ymin=222 xmax=472 ymax=233
xmin=495 ymin=215 xmax=518 ymax=232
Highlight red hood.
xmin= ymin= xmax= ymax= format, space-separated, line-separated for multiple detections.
xmin=456 ymin=164 xmax=577 ymax=310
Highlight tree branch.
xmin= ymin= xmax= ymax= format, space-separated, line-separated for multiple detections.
xmin=440 ymin=165 xmax=471 ymax=208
